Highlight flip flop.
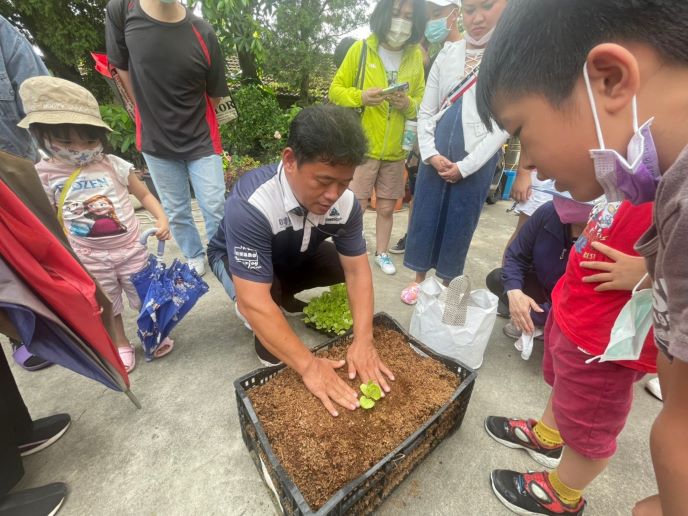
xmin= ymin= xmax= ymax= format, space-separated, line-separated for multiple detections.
xmin=12 ymin=343 xmax=52 ymax=371
xmin=153 ymin=337 xmax=174 ymax=360
xmin=118 ymin=345 xmax=136 ymax=373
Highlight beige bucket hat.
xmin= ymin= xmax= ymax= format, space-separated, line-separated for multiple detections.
xmin=17 ymin=76 xmax=111 ymax=131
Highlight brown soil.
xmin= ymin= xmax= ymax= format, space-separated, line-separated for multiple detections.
xmin=247 ymin=326 xmax=460 ymax=510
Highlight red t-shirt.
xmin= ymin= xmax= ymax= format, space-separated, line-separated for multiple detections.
xmin=552 ymin=200 xmax=657 ymax=373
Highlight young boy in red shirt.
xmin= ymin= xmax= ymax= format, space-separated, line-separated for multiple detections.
xmin=475 ymin=2 xmax=688 ymax=514
xmin=485 ymin=199 xmax=656 ymax=514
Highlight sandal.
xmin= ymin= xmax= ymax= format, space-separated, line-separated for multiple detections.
xmin=12 ymin=341 xmax=52 ymax=371
xmin=118 ymin=344 xmax=136 ymax=373
xmin=153 ymin=337 xmax=174 ymax=360
xmin=400 ymin=283 xmax=420 ymax=305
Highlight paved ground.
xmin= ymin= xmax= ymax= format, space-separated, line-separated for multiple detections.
xmin=3 ymin=200 xmax=661 ymax=515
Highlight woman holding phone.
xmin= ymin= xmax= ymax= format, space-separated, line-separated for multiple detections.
xmin=400 ymin=0 xmax=509 ymax=304
xmin=329 ymin=0 xmax=426 ymax=276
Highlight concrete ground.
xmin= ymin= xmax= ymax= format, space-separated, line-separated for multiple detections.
xmin=3 ymin=200 xmax=661 ymax=515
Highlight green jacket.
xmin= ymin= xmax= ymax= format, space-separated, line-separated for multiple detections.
xmin=328 ymin=34 xmax=425 ymax=162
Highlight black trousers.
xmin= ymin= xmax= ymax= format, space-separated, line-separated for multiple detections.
xmin=0 ymin=346 xmax=32 ymax=496
xmin=212 ymin=241 xmax=346 ymax=306
xmin=486 ymin=267 xmax=548 ymax=315
xmin=271 ymin=241 xmax=345 ymax=305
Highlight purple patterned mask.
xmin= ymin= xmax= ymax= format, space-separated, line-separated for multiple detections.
xmin=44 ymin=139 xmax=104 ymax=167
xmin=584 ymin=65 xmax=661 ymax=205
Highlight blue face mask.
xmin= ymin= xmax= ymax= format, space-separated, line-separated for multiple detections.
xmin=424 ymin=13 xmax=452 ymax=44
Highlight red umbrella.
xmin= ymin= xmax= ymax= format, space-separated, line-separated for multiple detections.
xmin=0 ymin=181 xmax=138 ymax=405
xmin=90 ymin=52 xmax=136 ymax=120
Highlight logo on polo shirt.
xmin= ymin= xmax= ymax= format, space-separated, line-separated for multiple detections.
xmin=278 ymin=216 xmax=291 ymax=228
xmin=234 ymin=246 xmax=260 ymax=270
xmin=325 ymin=207 xmax=342 ymax=223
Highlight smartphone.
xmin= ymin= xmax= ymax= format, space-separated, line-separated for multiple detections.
xmin=381 ymin=82 xmax=409 ymax=95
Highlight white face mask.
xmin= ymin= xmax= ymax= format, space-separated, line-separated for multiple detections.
xmin=464 ymin=27 xmax=495 ymax=47
xmin=386 ymin=18 xmax=413 ymax=49
xmin=586 ymin=274 xmax=653 ymax=363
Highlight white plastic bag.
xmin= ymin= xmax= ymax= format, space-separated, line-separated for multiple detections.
xmin=410 ymin=276 xmax=498 ymax=369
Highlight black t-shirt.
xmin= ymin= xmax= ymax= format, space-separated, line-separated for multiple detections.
xmin=105 ymin=0 xmax=229 ymax=160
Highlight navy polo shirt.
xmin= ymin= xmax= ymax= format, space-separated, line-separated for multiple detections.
xmin=207 ymin=163 xmax=366 ymax=283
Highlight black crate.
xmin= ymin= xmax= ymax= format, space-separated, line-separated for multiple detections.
xmin=234 ymin=312 xmax=477 ymax=515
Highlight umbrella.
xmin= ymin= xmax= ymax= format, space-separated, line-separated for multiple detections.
xmin=90 ymin=52 xmax=135 ymax=120
xmin=131 ymin=229 xmax=209 ymax=360
xmin=0 ymin=181 xmax=138 ymax=407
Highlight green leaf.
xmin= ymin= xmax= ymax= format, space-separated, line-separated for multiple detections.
xmin=366 ymin=381 xmax=382 ymax=401
xmin=359 ymin=383 xmax=369 ymax=397
xmin=359 ymin=396 xmax=375 ymax=410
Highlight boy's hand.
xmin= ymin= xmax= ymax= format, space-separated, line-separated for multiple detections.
xmin=507 ymin=289 xmax=543 ymax=335
xmin=154 ymin=218 xmax=171 ymax=241
xmin=580 ymin=242 xmax=648 ymax=291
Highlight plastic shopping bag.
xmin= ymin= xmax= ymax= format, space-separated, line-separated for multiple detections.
xmin=409 ymin=276 xmax=498 ymax=369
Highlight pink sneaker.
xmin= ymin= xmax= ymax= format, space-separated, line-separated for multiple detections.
xmin=400 ymin=283 xmax=420 ymax=305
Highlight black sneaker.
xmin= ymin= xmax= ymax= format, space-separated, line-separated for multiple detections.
xmin=485 ymin=416 xmax=563 ymax=469
xmin=497 ymin=299 xmax=510 ymax=318
xmin=490 ymin=469 xmax=586 ymax=515
xmin=280 ymin=297 xmax=307 ymax=316
xmin=0 ymin=483 xmax=68 ymax=516
xmin=389 ymin=235 xmax=406 ymax=254
xmin=254 ymin=336 xmax=282 ymax=367
xmin=19 ymin=414 xmax=71 ymax=457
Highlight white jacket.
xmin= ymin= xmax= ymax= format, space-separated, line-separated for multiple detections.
xmin=418 ymin=39 xmax=509 ymax=178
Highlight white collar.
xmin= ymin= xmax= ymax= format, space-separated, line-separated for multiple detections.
xmin=277 ymin=161 xmax=303 ymax=215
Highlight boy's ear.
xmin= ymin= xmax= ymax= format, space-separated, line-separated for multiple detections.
xmin=586 ymin=43 xmax=640 ymax=117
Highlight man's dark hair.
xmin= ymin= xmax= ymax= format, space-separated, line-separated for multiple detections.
xmin=476 ymin=0 xmax=688 ymax=129
xmin=287 ymin=105 xmax=368 ymax=167
xmin=334 ymin=37 xmax=357 ymax=69
xmin=370 ymin=0 xmax=427 ymax=46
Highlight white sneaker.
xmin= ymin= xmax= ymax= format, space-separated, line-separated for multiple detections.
xmin=188 ymin=256 xmax=206 ymax=276
xmin=235 ymin=302 xmax=252 ymax=331
xmin=645 ymin=377 xmax=663 ymax=401
xmin=375 ymin=253 xmax=396 ymax=275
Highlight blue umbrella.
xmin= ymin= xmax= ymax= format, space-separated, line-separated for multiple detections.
xmin=131 ymin=229 xmax=209 ymax=360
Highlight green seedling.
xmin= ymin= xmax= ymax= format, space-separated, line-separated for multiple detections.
xmin=359 ymin=380 xmax=383 ymax=409
xmin=303 ymin=284 xmax=353 ymax=336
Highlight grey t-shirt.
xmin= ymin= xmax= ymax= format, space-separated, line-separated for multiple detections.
xmin=105 ymin=0 xmax=229 ymax=160
xmin=636 ymin=144 xmax=688 ymax=363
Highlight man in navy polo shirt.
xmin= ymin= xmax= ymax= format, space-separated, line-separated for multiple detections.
xmin=208 ymin=105 xmax=394 ymax=417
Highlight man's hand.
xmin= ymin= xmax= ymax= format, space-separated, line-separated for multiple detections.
xmin=507 ymin=289 xmax=543 ymax=335
xmin=511 ymin=168 xmax=532 ymax=203
xmin=580 ymin=242 xmax=648 ymax=291
xmin=300 ymin=356 xmax=359 ymax=417
xmin=362 ymin=87 xmax=385 ymax=107
xmin=438 ymin=163 xmax=461 ymax=184
xmin=346 ymin=336 xmax=395 ymax=394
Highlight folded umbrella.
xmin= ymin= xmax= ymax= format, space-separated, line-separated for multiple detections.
xmin=0 ymin=181 xmax=138 ymax=406
xmin=132 ymin=229 xmax=209 ymax=360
